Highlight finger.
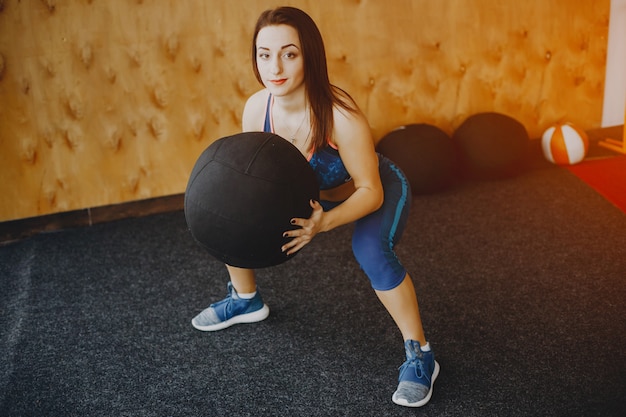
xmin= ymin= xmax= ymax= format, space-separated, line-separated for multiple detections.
xmin=282 ymin=233 xmax=311 ymax=253
xmin=285 ymin=240 xmax=307 ymax=255
xmin=289 ymin=218 xmax=304 ymax=227
xmin=310 ymin=199 xmax=322 ymax=211
xmin=282 ymin=230 xmax=299 ymax=239
xmin=283 ymin=223 xmax=306 ymax=238
xmin=281 ymin=237 xmax=298 ymax=253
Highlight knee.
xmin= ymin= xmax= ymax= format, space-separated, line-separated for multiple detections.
xmin=352 ymin=236 xmax=406 ymax=291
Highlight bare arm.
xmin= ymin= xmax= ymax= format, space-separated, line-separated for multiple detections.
xmin=282 ymin=105 xmax=383 ymax=254
xmin=242 ymin=89 xmax=268 ymax=132
xmin=319 ymin=106 xmax=383 ymax=231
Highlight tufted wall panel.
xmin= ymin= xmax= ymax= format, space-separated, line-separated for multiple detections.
xmin=0 ymin=0 xmax=609 ymax=221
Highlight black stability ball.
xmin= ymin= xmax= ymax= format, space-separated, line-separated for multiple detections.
xmin=376 ymin=124 xmax=459 ymax=195
xmin=453 ymin=112 xmax=529 ymax=180
xmin=184 ymin=132 xmax=319 ymax=268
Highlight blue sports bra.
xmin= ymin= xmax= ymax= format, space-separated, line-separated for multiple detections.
xmin=263 ymin=94 xmax=352 ymax=190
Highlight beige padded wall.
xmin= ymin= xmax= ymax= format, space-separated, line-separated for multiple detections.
xmin=0 ymin=0 xmax=610 ymax=221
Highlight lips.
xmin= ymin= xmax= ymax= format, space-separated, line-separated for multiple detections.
xmin=270 ymin=79 xmax=287 ymax=85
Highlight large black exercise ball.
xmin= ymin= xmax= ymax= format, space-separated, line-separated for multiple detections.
xmin=376 ymin=124 xmax=459 ymax=195
xmin=453 ymin=112 xmax=530 ymax=180
xmin=184 ymin=132 xmax=319 ymax=268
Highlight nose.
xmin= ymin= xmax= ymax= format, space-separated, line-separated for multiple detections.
xmin=270 ymin=56 xmax=282 ymax=75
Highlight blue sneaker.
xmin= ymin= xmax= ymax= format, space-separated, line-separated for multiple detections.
xmin=392 ymin=340 xmax=440 ymax=407
xmin=191 ymin=282 xmax=269 ymax=331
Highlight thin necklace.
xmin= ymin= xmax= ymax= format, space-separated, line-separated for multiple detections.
xmin=298 ymin=126 xmax=312 ymax=146
xmin=289 ymin=111 xmax=308 ymax=144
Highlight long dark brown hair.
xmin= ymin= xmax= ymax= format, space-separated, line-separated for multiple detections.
xmin=252 ymin=6 xmax=357 ymax=152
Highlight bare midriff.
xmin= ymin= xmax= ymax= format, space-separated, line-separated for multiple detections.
xmin=319 ymin=178 xmax=355 ymax=202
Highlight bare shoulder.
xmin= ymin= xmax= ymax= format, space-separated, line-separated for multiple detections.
xmin=332 ymin=95 xmax=372 ymax=147
xmin=242 ymin=89 xmax=270 ymax=131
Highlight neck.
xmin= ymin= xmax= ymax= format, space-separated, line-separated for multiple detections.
xmin=271 ymin=91 xmax=309 ymax=132
xmin=271 ymin=88 xmax=307 ymax=115
xmin=270 ymin=90 xmax=311 ymax=149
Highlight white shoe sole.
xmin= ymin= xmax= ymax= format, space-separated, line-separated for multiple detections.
xmin=392 ymin=360 xmax=440 ymax=407
xmin=191 ymin=304 xmax=270 ymax=331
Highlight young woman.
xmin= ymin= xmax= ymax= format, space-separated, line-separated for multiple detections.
xmin=192 ymin=6 xmax=439 ymax=408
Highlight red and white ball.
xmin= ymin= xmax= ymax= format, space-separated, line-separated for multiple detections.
xmin=541 ymin=123 xmax=589 ymax=165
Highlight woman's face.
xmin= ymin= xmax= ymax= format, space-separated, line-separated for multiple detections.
xmin=255 ymin=24 xmax=305 ymax=97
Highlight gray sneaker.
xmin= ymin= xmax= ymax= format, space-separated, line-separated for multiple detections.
xmin=392 ymin=340 xmax=440 ymax=407
xmin=191 ymin=282 xmax=269 ymax=331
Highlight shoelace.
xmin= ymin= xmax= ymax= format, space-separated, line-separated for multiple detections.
xmin=398 ymin=355 xmax=427 ymax=380
xmin=211 ymin=294 xmax=236 ymax=316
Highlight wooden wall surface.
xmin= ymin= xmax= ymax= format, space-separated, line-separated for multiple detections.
xmin=0 ymin=0 xmax=610 ymax=222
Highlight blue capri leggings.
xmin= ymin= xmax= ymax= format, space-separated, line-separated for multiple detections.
xmin=320 ymin=154 xmax=411 ymax=291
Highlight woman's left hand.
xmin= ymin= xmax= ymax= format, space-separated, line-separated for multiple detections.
xmin=281 ymin=200 xmax=324 ymax=255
